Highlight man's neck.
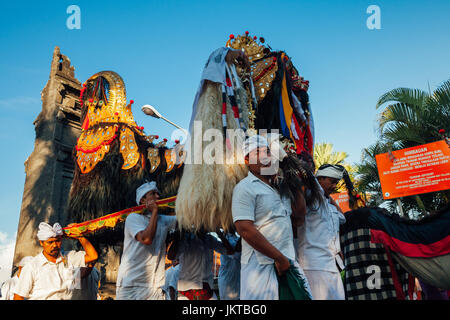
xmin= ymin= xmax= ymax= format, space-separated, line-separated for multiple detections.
xmin=250 ymin=170 xmax=274 ymax=186
xmin=43 ymin=251 xmax=60 ymax=264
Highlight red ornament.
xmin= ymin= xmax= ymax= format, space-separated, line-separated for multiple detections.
xmin=439 ymin=129 xmax=446 ymax=134
xmin=163 ymin=138 xmax=168 ymax=142
xmin=89 ymin=98 xmax=93 ymax=103
xmin=155 ymin=135 xmax=159 ymax=139
xmin=253 ymin=36 xmax=257 ymax=40
xmin=229 ymin=34 xmax=235 ymax=39
xmin=130 ymin=100 xmax=134 ymax=104
xmin=175 ymin=139 xmax=180 ymax=144
xmin=259 ymin=37 xmax=265 ymax=43
xmin=141 ymin=126 xmax=144 ymax=130
xmin=245 ymin=31 xmax=249 ymax=35
xmin=114 ymin=112 xmax=119 ymax=116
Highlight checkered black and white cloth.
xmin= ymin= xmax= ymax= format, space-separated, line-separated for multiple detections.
xmin=340 ymin=208 xmax=411 ymax=300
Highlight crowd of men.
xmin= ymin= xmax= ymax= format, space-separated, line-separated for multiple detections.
xmin=0 ymin=135 xmax=393 ymax=300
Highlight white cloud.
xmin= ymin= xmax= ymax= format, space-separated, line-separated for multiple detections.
xmin=0 ymin=232 xmax=7 ymax=243
xmin=0 ymin=97 xmax=40 ymax=109
xmin=0 ymin=232 xmax=16 ymax=285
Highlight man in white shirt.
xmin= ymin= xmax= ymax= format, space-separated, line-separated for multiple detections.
xmin=232 ymin=135 xmax=311 ymax=300
xmin=162 ymin=261 xmax=180 ymax=300
xmin=168 ymin=229 xmax=231 ymax=300
xmin=0 ymin=256 xmax=32 ymax=300
xmin=296 ymin=164 xmax=346 ymax=300
xmin=218 ymin=232 xmax=241 ymax=300
xmin=116 ymin=181 xmax=176 ymax=300
xmin=13 ymin=222 xmax=98 ymax=300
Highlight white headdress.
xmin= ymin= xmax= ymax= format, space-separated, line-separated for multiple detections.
xmin=136 ymin=181 xmax=159 ymax=205
xmin=37 ymin=222 xmax=63 ymax=241
xmin=316 ymin=165 xmax=344 ymax=180
xmin=242 ymin=135 xmax=269 ymax=157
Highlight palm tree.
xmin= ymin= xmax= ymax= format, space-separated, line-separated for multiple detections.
xmin=355 ymin=141 xmax=390 ymax=206
xmin=376 ymin=79 xmax=450 ymax=149
xmin=313 ymin=142 xmax=348 ymax=168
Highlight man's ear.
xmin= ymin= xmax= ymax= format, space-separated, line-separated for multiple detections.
xmin=244 ymin=155 xmax=249 ymax=165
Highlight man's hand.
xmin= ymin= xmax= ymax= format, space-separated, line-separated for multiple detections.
xmin=274 ymin=255 xmax=290 ymax=276
xmin=144 ymin=198 xmax=158 ymax=213
xmin=235 ymin=220 xmax=290 ymax=275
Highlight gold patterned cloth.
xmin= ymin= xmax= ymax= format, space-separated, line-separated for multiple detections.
xmin=76 ymin=71 xmax=145 ymax=173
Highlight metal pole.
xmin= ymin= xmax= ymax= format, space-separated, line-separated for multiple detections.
xmin=160 ymin=115 xmax=189 ymax=135
xmin=396 ymin=198 xmax=404 ymax=217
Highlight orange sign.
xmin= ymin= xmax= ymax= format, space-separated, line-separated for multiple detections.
xmin=330 ymin=192 xmax=351 ymax=213
xmin=375 ymin=140 xmax=450 ymax=200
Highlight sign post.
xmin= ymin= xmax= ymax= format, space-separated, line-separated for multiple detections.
xmin=375 ymin=140 xmax=450 ymax=200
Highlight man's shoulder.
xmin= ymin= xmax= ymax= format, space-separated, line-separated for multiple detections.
xmin=233 ymin=175 xmax=255 ymax=193
xmin=22 ymin=254 xmax=42 ymax=269
xmin=125 ymin=212 xmax=146 ymax=225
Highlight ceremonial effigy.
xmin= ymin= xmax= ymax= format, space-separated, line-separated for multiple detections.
xmin=65 ymin=71 xmax=183 ymax=242
xmin=175 ymin=31 xmax=320 ymax=232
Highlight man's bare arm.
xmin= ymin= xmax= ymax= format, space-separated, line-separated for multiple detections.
xmin=135 ymin=200 xmax=159 ymax=245
xmin=77 ymin=237 xmax=98 ymax=265
xmin=234 ymin=220 xmax=290 ymax=275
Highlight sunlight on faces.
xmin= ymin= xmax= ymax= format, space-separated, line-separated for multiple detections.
xmin=317 ymin=176 xmax=340 ymax=196
xmin=140 ymin=190 xmax=160 ymax=205
xmin=40 ymin=237 xmax=62 ymax=258
xmin=245 ymin=147 xmax=278 ymax=176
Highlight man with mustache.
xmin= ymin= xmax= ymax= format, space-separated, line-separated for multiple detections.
xmin=232 ymin=135 xmax=311 ymax=300
xmin=13 ymin=222 xmax=98 ymax=300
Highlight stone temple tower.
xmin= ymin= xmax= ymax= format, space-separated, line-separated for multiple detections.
xmin=13 ymin=47 xmax=122 ymax=298
xmin=13 ymin=46 xmax=82 ymax=267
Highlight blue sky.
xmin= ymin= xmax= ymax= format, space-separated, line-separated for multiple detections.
xmin=0 ymin=0 xmax=449 ymax=262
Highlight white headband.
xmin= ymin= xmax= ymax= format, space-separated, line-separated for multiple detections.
xmin=316 ymin=166 xmax=343 ymax=180
xmin=37 ymin=222 xmax=63 ymax=241
xmin=136 ymin=181 xmax=159 ymax=205
xmin=242 ymin=135 xmax=269 ymax=157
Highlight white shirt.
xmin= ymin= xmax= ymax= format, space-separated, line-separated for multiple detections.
xmin=14 ymin=250 xmax=86 ymax=300
xmin=1 ymin=275 xmax=18 ymax=300
xmin=218 ymin=234 xmax=241 ymax=300
xmin=116 ymin=212 xmax=176 ymax=289
xmin=232 ymin=171 xmax=296 ymax=265
xmin=296 ymin=185 xmax=346 ymax=272
xmin=162 ymin=264 xmax=180 ymax=294
xmin=176 ymin=233 xmax=226 ymax=292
